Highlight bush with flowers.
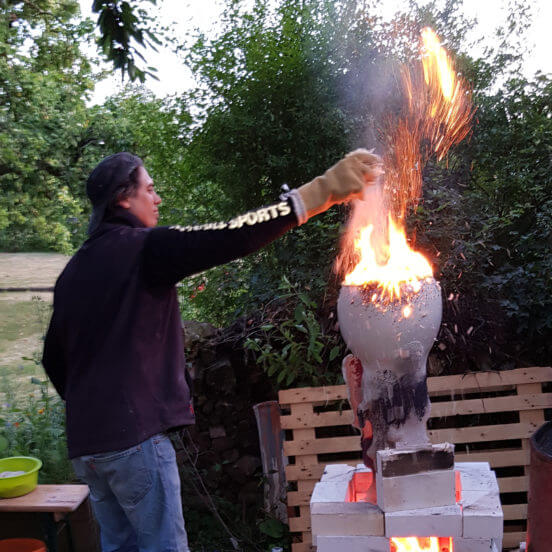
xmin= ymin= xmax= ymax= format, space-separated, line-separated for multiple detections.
xmin=0 ymin=376 xmax=73 ymax=483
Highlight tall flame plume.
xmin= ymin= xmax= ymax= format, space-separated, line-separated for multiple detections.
xmin=336 ymin=28 xmax=474 ymax=302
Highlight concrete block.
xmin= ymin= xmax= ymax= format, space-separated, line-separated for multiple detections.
xmin=461 ymin=489 xmax=503 ymax=539
xmin=454 ymin=537 xmax=494 ymax=552
xmin=457 ymin=462 xmax=499 ymax=493
xmin=312 ymin=465 xmax=374 ymax=505
xmin=316 ymin=535 xmax=389 ymax=552
xmin=311 ymin=504 xmax=385 ymax=539
xmin=376 ymin=443 xmax=455 ymax=477
xmin=376 ymin=468 xmax=456 ymax=512
xmin=384 ymin=504 xmax=462 ymax=537
xmin=311 ymin=479 xmax=350 ymax=504
xmin=456 ymin=462 xmax=503 ymax=540
xmin=320 ymin=464 xmax=356 ymax=482
xmin=349 ymin=464 xmax=377 ymax=503
xmin=311 ymin=500 xmax=382 ymax=516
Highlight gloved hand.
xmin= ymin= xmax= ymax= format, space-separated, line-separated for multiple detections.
xmin=298 ymin=149 xmax=383 ymax=219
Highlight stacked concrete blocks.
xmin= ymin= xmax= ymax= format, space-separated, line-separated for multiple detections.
xmin=310 ymin=451 xmax=504 ymax=551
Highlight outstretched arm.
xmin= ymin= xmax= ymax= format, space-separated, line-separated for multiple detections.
xmin=142 ymin=199 xmax=298 ymax=287
xmin=142 ymin=150 xmax=383 ymax=287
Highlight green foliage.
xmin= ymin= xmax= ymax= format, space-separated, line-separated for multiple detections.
xmin=172 ymin=0 xmax=375 ymax=324
xmin=413 ymin=71 xmax=552 ymax=365
xmin=184 ymin=1 xmax=352 ymax=210
xmin=0 ymin=294 xmax=70 ymax=483
xmin=169 ymin=0 xmax=551 ymax=368
xmin=0 ymin=0 xmax=96 ymax=252
xmin=1 ymin=0 xmax=550 ymax=370
xmin=92 ymin=0 xmax=161 ymax=82
xmin=245 ymin=277 xmax=344 ymax=388
xmin=0 ymin=378 xmax=73 ymax=484
xmin=257 ymin=516 xmax=290 ymax=550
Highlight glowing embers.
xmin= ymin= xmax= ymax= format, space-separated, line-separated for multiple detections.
xmin=343 ymin=215 xmax=433 ymax=304
xmin=390 ymin=536 xmax=453 ymax=552
xmin=345 ymin=471 xmax=376 ymax=503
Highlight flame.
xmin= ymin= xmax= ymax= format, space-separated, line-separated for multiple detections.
xmin=421 ymin=28 xmax=454 ymax=101
xmin=391 ymin=537 xmax=454 ymax=552
xmin=338 ymin=28 xmax=473 ymax=301
xmin=343 ymin=215 xmax=432 ymax=302
xmin=419 ymin=27 xmax=473 ymax=161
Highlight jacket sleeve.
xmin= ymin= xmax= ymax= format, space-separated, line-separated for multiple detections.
xmin=142 ymin=199 xmax=298 ymax=287
xmin=42 ymin=310 xmax=67 ymax=400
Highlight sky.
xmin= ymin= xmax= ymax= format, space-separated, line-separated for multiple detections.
xmin=79 ymin=0 xmax=552 ymax=104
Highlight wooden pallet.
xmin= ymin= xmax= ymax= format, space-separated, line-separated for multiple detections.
xmin=278 ymin=366 xmax=552 ymax=552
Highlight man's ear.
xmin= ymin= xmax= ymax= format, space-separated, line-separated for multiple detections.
xmin=117 ymin=196 xmax=131 ymax=209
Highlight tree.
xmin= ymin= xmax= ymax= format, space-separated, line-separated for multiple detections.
xmin=92 ymin=0 xmax=161 ymax=82
xmin=0 ymin=0 xmax=97 ymax=252
xmin=172 ymin=0 xmax=552 ymax=369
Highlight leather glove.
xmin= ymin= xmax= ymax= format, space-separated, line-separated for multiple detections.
xmin=298 ymin=149 xmax=383 ymax=219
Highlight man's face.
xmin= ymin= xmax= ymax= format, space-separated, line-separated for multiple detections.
xmin=119 ymin=166 xmax=162 ymax=227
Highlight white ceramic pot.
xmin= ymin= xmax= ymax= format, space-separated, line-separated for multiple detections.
xmin=337 ymin=279 xmax=442 ymax=469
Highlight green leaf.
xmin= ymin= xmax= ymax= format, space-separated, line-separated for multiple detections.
xmin=0 ymin=436 xmax=8 ymax=452
xmin=285 ymin=371 xmax=296 ymax=386
xmin=298 ymin=293 xmax=316 ymax=309
xmin=258 ymin=518 xmax=285 ymax=538
xmin=294 ymin=303 xmax=305 ymax=323
xmin=329 ymin=345 xmax=341 ymax=362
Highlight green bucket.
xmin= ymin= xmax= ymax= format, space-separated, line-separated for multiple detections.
xmin=0 ymin=456 xmax=42 ymax=498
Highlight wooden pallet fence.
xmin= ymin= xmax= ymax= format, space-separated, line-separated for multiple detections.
xmin=278 ymin=366 xmax=552 ymax=552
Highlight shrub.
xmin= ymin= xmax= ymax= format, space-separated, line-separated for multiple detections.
xmin=0 ymin=377 xmax=73 ymax=484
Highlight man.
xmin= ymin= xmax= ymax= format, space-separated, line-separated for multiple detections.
xmin=42 ymin=149 xmax=382 ymax=552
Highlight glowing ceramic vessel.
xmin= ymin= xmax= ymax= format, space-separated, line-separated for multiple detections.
xmin=337 ymin=279 xmax=442 ymax=470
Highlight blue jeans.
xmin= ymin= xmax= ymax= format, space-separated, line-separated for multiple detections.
xmin=72 ymin=433 xmax=189 ymax=552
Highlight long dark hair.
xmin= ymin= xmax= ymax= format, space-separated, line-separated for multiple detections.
xmin=105 ymin=165 xmax=143 ymax=217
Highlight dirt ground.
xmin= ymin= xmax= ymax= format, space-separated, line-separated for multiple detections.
xmin=0 ymin=252 xmax=69 ymax=288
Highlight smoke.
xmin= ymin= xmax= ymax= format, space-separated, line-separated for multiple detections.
xmin=334 ymin=56 xmax=409 ymax=281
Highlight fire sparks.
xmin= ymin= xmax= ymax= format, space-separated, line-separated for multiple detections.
xmin=419 ymin=27 xmax=473 ymax=161
xmin=337 ymin=28 xmax=473 ymax=304
xmin=343 ymin=215 xmax=433 ymax=302
xmin=391 ymin=536 xmax=454 ymax=552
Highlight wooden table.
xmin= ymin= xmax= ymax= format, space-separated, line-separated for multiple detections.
xmin=0 ymin=485 xmax=90 ymax=551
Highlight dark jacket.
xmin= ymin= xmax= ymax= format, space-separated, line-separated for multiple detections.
xmin=43 ymin=201 xmax=298 ymax=458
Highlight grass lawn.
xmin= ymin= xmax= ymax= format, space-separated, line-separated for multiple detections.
xmin=0 ymin=253 xmax=68 ymax=400
xmin=0 ymin=254 xmax=73 ymax=484
xmin=0 ymin=296 xmax=51 ymax=398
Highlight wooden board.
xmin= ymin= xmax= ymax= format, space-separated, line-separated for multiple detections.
xmin=278 ymin=366 xmax=551 ymax=552
xmin=278 ymin=366 xmax=552 ymax=405
xmin=0 ymin=485 xmax=89 ymax=513
xmin=280 ymin=393 xmax=552 ymax=429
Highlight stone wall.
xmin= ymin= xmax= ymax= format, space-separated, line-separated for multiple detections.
xmin=177 ymin=318 xmax=278 ymax=512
